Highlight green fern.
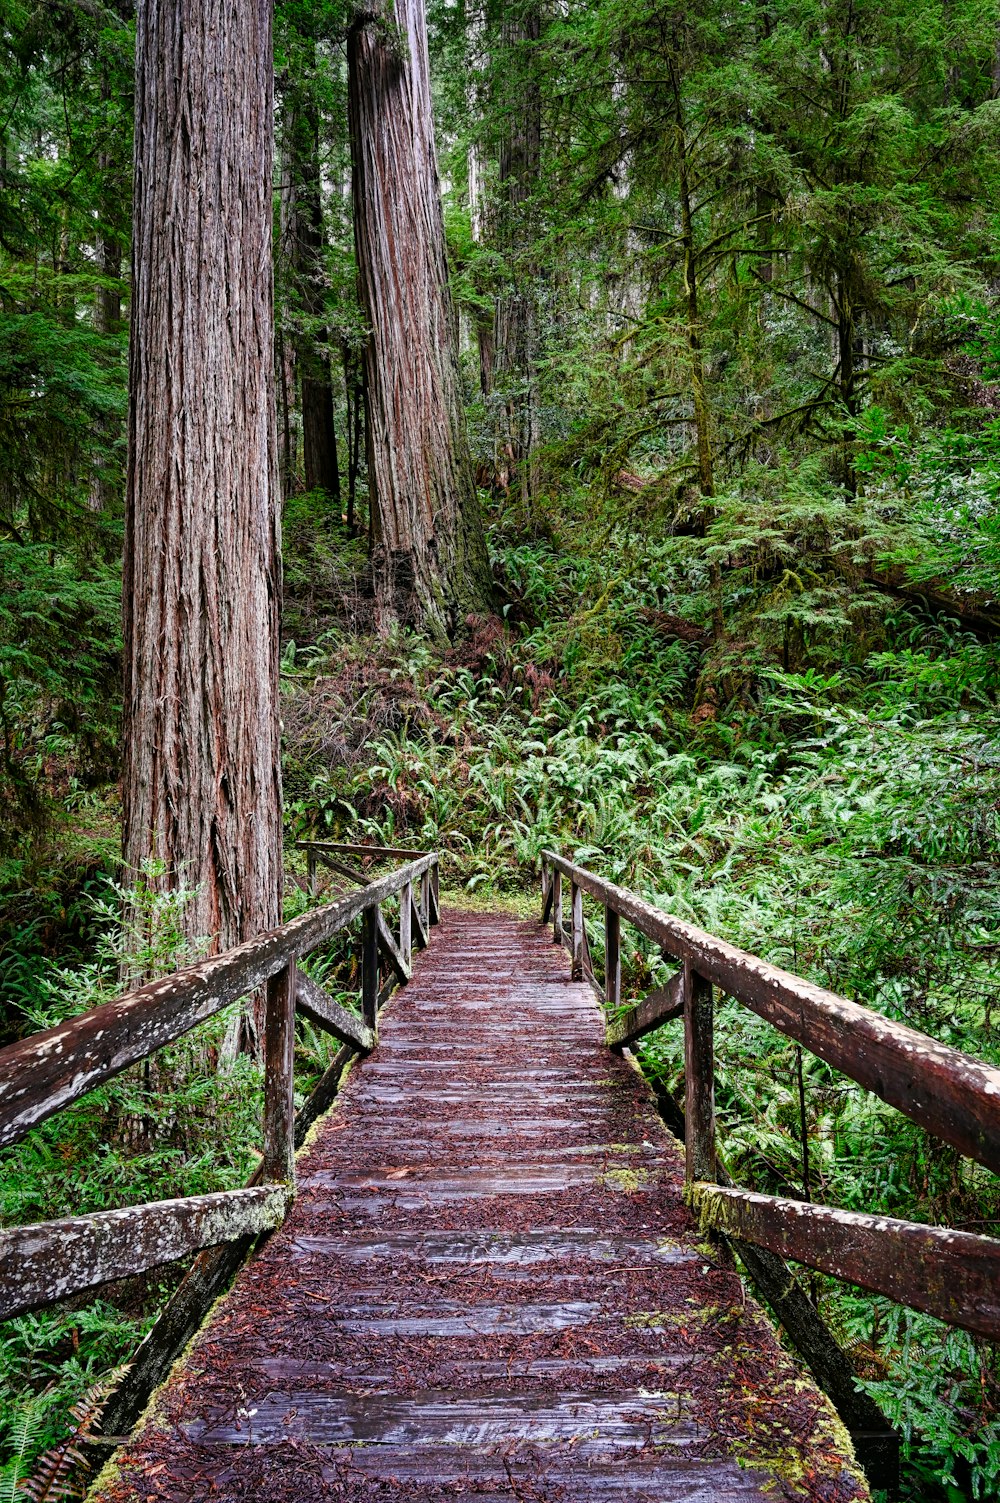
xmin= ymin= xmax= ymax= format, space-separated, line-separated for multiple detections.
xmin=17 ymin=1367 xmax=127 ymax=1503
xmin=0 ymin=1394 xmax=48 ymax=1503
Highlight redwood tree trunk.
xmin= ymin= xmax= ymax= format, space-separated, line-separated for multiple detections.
xmin=123 ymin=0 xmax=283 ymax=1039
xmin=348 ymin=0 xmax=493 ymax=638
xmin=492 ymin=3 xmax=542 ymax=507
xmin=283 ymin=84 xmax=341 ymax=502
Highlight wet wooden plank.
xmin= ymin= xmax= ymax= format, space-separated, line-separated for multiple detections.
xmin=288 ymin=1229 xmax=699 ymax=1266
xmin=606 ymin=971 xmax=683 ymax=1049
xmin=546 ymin=852 xmax=1000 ymax=1171
xmin=296 ymin=970 xmax=374 ymax=1053
xmin=695 ymin=1184 xmax=1000 ymax=1340
xmin=184 ymin=1389 xmax=700 ymax=1448
xmin=89 ymin=911 xmax=869 ymax=1503
xmin=0 ymin=1186 xmax=288 ymax=1322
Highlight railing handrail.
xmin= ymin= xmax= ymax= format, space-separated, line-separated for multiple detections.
xmin=0 ymin=852 xmax=436 ymax=1151
xmin=541 ymin=849 xmax=1000 ymax=1346
xmin=543 ymin=849 xmax=1000 ymax=1172
xmin=297 ymin=839 xmax=433 ymax=860
xmin=0 ymin=848 xmax=440 ymax=1328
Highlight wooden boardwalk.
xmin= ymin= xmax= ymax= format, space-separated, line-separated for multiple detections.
xmin=91 ymin=910 xmax=869 ymax=1502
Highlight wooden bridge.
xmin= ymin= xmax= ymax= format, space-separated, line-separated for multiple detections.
xmin=2 ymin=845 xmax=999 ymax=1501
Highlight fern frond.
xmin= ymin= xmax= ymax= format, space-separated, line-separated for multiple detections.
xmin=19 ymin=1365 xmax=128 ymax=1503
xmin=0 ymin=1392 xmax=49 ymax=1503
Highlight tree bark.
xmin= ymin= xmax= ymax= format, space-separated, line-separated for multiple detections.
xmin=123 ymin=0 xmax=283 ymax=1045
xmin=282 ymin=79 xmax=341 ymax=502
xmin=348 ymin=0 xmax=493 ymax=638
xmin=88 ymin=139 xmax=124 ymax=514
xmin=668 ymin=58 xmax=723 ymax=639
xmin=492 ymin=3 xmax=542 ymax=509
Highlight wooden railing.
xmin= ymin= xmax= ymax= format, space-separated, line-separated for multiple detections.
xmin=0 ymin=848 xmax=439 ymax=1325
xmin=541 ymin=850 xmax=1000 ymax=1342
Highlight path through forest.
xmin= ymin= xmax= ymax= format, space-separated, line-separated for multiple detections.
xmin=90 ymin=911 xmax=869 ymax=1502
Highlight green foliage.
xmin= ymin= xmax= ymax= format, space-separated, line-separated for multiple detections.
xmin=2 ymin=0 xmax=1000 ymax=1497
xmin=282 ymin=501 xmax=1000 ymax=1498
xmin=0 ymin=0 xmax=129 ymax=854
xmin=0 ymin=866 xmax=259 ymax=1486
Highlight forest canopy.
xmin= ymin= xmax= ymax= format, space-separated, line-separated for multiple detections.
xmin=1 ymin=0 xmax=1000 ymax=1499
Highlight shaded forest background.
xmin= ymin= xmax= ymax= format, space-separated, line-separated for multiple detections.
xmin=1 ymin=0 xmax=1000 ymax=1498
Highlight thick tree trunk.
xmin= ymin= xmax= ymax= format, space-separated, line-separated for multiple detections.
xmin=348 ymin=0 xmax=493 ymax=639
xmin=492 ymin=4 xmax=542 ymax=509
xmin=123 ymin=0 xmax=283 ymax=1045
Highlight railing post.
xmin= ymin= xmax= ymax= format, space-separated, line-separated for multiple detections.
xmin=420 ymin=869 xmax=431 ymax=930
xmin=552 ymin=869 xmax=562 ymax=945
xmin=307 ymin=848 xmax=317 ymax=898
xmin=571 ymin=881 xmax=583 ymax=980
xmin=362 ymin=904 xmax=379 ymax=1032
xmin=605 ymin=905 xmax=621 ymax=1008
xmin=400 ymin=880 xmax=412 ymax=972
xmin=262 ymin=961 xmax=296 ymax=1185
xmin=684 ymin=959 xmax=716 ymax=1185
xmin=430 ymin=860 xmax=440 ymax=925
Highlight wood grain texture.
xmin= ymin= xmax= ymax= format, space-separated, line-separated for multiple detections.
xmin=605 ymin=972 xmax=683 ymax=1049
xmin=296 ymin=971 xmax=374 ymax=1053
xmin=545 ymin=852 xmax=1000 ymax=1170
xmin=89 ymin=910 xmax=867 ymax=1503
xmin=695 ymin=1185 xmax=1000 ymax=1340
xmin=0 ymin=1187 xmax=288 ymax=1322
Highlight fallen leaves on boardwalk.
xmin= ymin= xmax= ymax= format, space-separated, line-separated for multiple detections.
xmin=90 ymin=910 xmax=869 ymax=1502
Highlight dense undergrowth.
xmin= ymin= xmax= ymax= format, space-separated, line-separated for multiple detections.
xmin=0 ymin=862 xmax=360 ymax=1499
xmin=5 ymin=446 xmax=1000 ymax=1498
xmin=275 ymin=478 xmax=1000 ymax=1499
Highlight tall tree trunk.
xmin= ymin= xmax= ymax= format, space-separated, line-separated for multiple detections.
xmin=89 ymin=137 xmax=124 ymax=514
xmin=492 ymin=3 xmax=541 ymax=508
xmin=348 ymin=0 xmax=493 ymax=638
xmin=123 ymin=0 xmax=283 ymax=1047
xmin=669 ymin=58 xmax=723 ymax=639
xmin=283 ymin=84 xmax=341 ymax=502
xmin=342 ymin=340 xmax=363 ymax=533
xmin=835 ymin=267 xmax=858 ymax=496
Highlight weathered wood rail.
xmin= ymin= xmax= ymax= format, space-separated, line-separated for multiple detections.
xmin=0 ymin=847 xmax=440 ymax=1325
xmin=88 ymin=908 xmax=873 ymax=1503
xmin=541 ymin=851 xmax=1000 ymax=1342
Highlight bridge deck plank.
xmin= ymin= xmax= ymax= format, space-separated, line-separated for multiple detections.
xmin=90 ymin=910 xmax=869 ymax=1502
